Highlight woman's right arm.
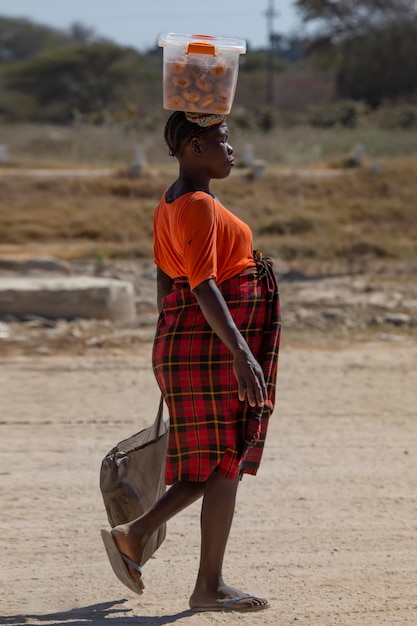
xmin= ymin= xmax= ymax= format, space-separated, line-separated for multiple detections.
xmin=156 ymin=267 xmax=173 ymax=314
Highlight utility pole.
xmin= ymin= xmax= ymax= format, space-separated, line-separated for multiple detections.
xmin=265 ymin=0 xmax=278 ymax=106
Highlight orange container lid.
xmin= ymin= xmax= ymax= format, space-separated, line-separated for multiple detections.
xmin=158 ymin=32 xmax=246 ymax=55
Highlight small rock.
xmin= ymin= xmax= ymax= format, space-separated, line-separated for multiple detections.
xmin=384 ymin=313 xmax=412 ymax=327
xmin=85 ymin=336 xmax=102 ymax=347
xmin=378 ymin=333 xmax=407 ymax=342
xmin=0 ymin=321 xmax=10 ymax=339
xmin=33 ymin=346 xmax=52 ymax=355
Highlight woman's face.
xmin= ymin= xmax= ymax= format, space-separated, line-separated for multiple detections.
xmin=197 ymin=122 xmax=234 ymax=179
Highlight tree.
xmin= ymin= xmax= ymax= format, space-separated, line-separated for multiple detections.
xmin=68 ymin=22 xmax=96 ymax=44
xmin=337 ymin=21 xmax=417 ymax=106
xmin=295 ymin=0 xmax=417 ymax=105
xmin=5 ymin=43 xmax=142 ymax=121
xmin=0 ymin=17 xmax=73 ymax=61
xmin=295 ymin=0 xmax=417 ymax=42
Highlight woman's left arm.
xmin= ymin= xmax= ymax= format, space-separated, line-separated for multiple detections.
xmin=193 ymin=278 xmax=267 ymax=408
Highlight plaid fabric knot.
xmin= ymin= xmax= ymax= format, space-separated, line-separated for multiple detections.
xmin=253 ymin=251 xmax=276 ymax=299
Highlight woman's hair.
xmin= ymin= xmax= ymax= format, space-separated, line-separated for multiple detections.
xmin=164 ymin=111 xmax=214 ymax=157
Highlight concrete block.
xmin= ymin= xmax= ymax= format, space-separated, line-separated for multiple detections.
xmin=0 ymin=276 xmax=136 ymax=323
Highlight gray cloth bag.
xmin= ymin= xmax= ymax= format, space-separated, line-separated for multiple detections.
xmin=99 ymin=396 xmax=168 ymax=566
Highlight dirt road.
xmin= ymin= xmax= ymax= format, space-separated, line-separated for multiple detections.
xmin=1 ymin=340 xmax=416 ymax=625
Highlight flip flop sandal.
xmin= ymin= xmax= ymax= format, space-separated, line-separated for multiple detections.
xmin=101 ymin=528 xmax=144 ymax=595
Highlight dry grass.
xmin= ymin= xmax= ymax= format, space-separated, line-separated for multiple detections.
xmin=1 ymin=157 xmax=416 ymax=275
xmin=216 ymin=159 xmax=417 ymax=273
xmin=0 ymin=174 xmax=164 ymax=260
xmin=2 ymin=123 xmax=417 ymax=168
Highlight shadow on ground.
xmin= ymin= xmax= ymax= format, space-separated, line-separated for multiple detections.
xmin=0 ymin=599 xmax=195 ymax=625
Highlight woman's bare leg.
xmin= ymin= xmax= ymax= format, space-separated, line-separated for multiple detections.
xmin=112 ymin=480 xmax=205 ymax=589
xmin=189 ymin=472 xmax=269 ymax=610
xmin=111 ymin=473 xmax=269 ymax=607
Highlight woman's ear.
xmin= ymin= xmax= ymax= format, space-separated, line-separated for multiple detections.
xmin=191 ymin=137 xmax=202 ymax=155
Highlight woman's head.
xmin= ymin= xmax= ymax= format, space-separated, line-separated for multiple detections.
xmin=163 ymin=111 xmax=234 ymax=180
xmin=164 ymin=111 xmax=225 ymax=157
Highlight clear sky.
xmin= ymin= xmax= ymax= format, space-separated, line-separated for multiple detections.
xmin=1 ymin=0 xmax=302 ymax=51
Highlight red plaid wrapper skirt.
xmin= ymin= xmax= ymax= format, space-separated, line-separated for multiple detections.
xmin=152 ymin=256 xmax=281 ymax=484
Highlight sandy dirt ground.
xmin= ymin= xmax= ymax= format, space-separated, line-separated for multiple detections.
xmin=1 ymin=335 xmax=417 ymax=626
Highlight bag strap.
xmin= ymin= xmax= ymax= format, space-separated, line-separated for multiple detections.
xmin=137 ymin=395 xmax=165 ymax=442
xmin=155 ymin=395 xmax=164 ymax=435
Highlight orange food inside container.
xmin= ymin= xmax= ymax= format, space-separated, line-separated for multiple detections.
xmin=173 ymin=76 xmax=192 ymax=88
xmin=210 ymin=62 xmax=227 ymax=77
xmin=171 ymin=56 xmax=187 ymax=74
xmin=183 ymin=90 xmax=201 ymax=103
xmin=212 ymin=102 xmax=230 ymax=114
xmin=165 ymin=95 xmax=187 ymax=109
xmin=196 ymin=75 xmax=214 ymax=93
xmin=199 ymin=94 xmax=215 ymax=109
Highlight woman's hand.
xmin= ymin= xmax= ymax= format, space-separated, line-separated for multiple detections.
xmin=192 ymin=278 xmax=266 ymax=408
xmin=233 ymin=348 xmax=267 ymax=408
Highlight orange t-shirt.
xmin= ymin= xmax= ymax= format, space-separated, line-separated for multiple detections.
xmin=153 ymin=191 xmax=255 ymax=290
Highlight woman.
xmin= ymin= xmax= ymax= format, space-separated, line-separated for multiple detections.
xmin=102 ymin=111 xmax=281 ymax=612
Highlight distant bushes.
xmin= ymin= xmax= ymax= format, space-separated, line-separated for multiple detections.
xmin=307 ymin=101 xmax=367 ymax=128
xmin=373 ymin=104 xmax=417 ymax=129
xmin=2 ymin=42 xmax=161 ymax=123
xmin=306 ymin=100 xmax=417 ymax=130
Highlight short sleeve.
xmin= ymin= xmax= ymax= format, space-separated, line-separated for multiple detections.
xmin=178 ymin=194 xmax=218 ymax=289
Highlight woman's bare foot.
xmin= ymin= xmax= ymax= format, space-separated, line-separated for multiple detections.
xmin=189 ymin=582 xmax=270 ymax=612
xmin=107 ymin=481 xmax=206 ymax=594
xmin=111 ymin=523 xmax=149 ymax=591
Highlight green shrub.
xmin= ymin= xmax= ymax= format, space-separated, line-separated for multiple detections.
xmin=377 ymin=104 xmax=417 ymax=129
xmin=308 ymin=100 xmax=365 ymax=128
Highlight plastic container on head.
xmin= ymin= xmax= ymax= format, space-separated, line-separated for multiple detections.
xmin=158 ymin=32 xmax=246 ymax=115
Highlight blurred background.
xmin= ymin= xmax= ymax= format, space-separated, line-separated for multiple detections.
xmin=0 ymin=0 xmax=416 ymax=352
xmin=1 ymin=0 xmax=417 ymax=159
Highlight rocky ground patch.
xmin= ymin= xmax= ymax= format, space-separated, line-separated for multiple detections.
xmin=0 ymin=258 xmax=416 ymax=356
